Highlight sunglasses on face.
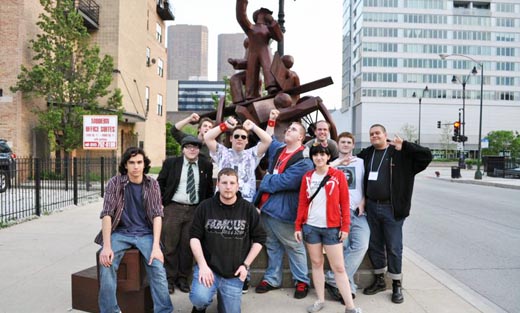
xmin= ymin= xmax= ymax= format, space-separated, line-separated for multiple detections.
xmin=233 ymin=134 xmax=248 ymax=140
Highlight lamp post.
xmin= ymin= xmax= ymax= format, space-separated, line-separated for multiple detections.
xmin=277 ymin=0 xmax=286 ymax=55
xmin=439 ymin=53 xmax=484 ymax=179
xmin=412 ymin=86 xmax=429 ymax=145
xmin=451 ymin=69 xmax=476 ymax=168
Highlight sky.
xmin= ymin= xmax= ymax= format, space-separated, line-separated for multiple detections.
xmin=167 ymin=0 xmax=343 ymax=109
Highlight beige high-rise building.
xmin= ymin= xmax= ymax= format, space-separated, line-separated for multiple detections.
xmin=167 ymin=24 xmax=208 ymax=80
xmin=0 ymin=0 xmax=173 ymax=166
xmin=217 ymin=33 xmax=246 ymax=81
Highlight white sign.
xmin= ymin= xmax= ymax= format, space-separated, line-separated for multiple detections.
xmin=481 ymin=138 xmax=489 ymax=149
xmin=83 ymin=115 xmax=118 ymax=150
xmin=457 ymin=142 xmax=464 ymax=151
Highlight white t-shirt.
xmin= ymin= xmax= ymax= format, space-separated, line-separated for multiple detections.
xmin=306 ymin=172 xmax=328 ymax=228
xmin=336 ymin=157 xmax=364 ymax=211
xmin=211 ymin=143 xmax=263 ymax=203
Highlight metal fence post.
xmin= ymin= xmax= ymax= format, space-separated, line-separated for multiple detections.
xmin=73 ymin=157 xmax=78 ymax=205
xmin=100 ymin=157 xmax=105 ymax=198
xmin=35 ymin=158 xmax=41 ymax=216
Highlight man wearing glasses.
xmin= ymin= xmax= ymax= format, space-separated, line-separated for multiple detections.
xmin=204 ymin=117 xmax=272 ymax=203
xmin=158 ymin=136 xmax=214 ymax=294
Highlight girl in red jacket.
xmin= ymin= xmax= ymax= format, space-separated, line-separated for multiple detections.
xmin=295 ymin=144 xmax=360 ymax=313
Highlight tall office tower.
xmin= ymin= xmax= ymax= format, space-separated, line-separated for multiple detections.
xmin=167 ymin=24 xmax=208 ymax=80
xmin=338 ymin=0 xmax=520 ymax=154
xmin=217 ymin=33 xmax=246 ymax=80
xmin=0 ymin=0 xmax=172 ymax=165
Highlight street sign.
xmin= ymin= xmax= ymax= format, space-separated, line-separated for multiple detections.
xmin=83 ymin=115 xmax=118 ymax=150
xmin=457 ymin=142 xmax=463 ymax=151
xmin=481 ymin=138 xmax=489 ymax=149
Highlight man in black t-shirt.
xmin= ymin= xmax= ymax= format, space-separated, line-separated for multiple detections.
xmin=358 ymin=124 xmax=432 ymax=304
xmin=189 ymin=168 xmax=266 ymax=313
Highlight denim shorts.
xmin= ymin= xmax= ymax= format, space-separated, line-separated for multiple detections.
xmin=302 ymin=224 xmax=341 ymax=245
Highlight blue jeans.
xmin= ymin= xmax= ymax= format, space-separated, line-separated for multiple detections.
xmin=261 ymin=213 xmax=310 ymax=286
xmin=98 ymin=232 xmax=174 ymax=313
xmin=325 ymin=209 xmax=370 ymax=294
xmin=365 ymin=199 xmax=404 ymax=280
xmin=189 ymin=265 xmax=243 ymax=313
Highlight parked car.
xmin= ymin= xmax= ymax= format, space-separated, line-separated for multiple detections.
xmin=0 ymin=139 xmax=16 ymax=192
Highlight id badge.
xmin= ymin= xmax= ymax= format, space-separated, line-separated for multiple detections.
xmin=273 ymin=169 xmax=279 ymax=174
xmin=368 ymin=171 xmax=379 ymax=181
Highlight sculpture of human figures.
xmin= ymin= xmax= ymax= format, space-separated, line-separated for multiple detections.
xmin=236 ymin=0 xmax=283 ymax=100
xmin=228 ymin=38 xmax=262 ymax=103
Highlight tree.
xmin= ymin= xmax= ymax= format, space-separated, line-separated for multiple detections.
xmin=400 ymin=123 xmax=417 ymax=143
xmin=10 ymin=0 xmax=122 ymax=155
xmin=165 ymin=122 xmax=197 ymax=156
xmin=484 ymin=130 xmax=517 ymax=157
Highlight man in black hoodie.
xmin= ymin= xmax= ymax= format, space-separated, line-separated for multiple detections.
xmin=189 ymin=168 xmax=266 ymax=313
xmin=358 ymin=124 xmax=432 ymax=304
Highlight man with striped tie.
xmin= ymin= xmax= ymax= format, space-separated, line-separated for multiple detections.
xmin=158 ymin=136 xmax=214 ymax=294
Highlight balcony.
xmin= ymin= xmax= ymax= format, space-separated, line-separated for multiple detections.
xmin=75 ymin=0 xmax=99 ymax=30
xmin=156 ymin=0 xmax=175 ymax=21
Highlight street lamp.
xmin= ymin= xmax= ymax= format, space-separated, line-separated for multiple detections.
xmin=450 ymin=67 xmax=477 ymax=168
xmin=412 ymin=86 xmax=429 ymax=145
xmin=440 ymin=53 xmax=484 ymax=179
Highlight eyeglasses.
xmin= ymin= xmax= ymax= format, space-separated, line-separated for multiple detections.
xmin=184 ymin=144 xmax=200 ymax=150
xmin=233 ymin=134 xmax=248 ymax=140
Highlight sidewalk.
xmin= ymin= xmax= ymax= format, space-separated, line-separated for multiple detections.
xmin=1 ymin=167 xmax=515 ymax=313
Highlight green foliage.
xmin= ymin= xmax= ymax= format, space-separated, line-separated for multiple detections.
xmin=165 ymin=122 xmax=180 ymax=156
xmin=483 ymin=130 xmax=519 ymax=158
xmin=165 ymin=122 xmax=197 ymax=156
xmin=10 ymin=0 xmax=122 ymax=153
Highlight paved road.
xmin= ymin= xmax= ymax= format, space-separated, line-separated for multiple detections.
xmin=405 ymin=175 xmax=520 ymax=313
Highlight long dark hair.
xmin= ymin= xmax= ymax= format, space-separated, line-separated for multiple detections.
xmin=119 ymin=147 xmax=151 ymax=175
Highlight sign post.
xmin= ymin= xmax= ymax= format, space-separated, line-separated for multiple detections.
xmin=83 ymin=115 xmax=118 ymax=150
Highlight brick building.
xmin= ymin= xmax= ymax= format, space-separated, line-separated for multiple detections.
xmin=0 ymin=0 xmax=174 ymax=166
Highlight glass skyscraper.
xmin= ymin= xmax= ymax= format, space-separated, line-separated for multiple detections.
xmin=339 ymin=0 xmax=520 ymax=153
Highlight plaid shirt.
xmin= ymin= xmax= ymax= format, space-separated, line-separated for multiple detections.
xmin=94 ymin=174 xmax=164 ymax=245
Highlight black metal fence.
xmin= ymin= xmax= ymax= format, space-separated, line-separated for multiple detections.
xmin=0 ymin=156 xmax=118 ymax=225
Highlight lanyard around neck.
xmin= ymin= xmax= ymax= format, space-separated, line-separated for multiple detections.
xmin=370 ymin=147 xmax=388 ymax=173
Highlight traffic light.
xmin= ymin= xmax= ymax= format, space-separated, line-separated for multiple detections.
xmin=437 ymin=121 xmax=441 ymax=128
xmin=452 ymin=121 xmax=461 ymax=142
xmin=453 ymin=121 xmax=461 ymax=136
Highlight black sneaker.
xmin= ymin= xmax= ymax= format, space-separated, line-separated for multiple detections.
xmin=294 ymin=281 xmax=309 ymax=299
xmin=242 ymin=279 xmax=250 ymax=294
xmin=325 ymin=282 xmax=343 ymax=303
xmin=255 ymin=280 xmax=278 ymax=293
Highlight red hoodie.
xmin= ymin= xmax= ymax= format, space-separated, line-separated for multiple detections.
xmin=295 ymin=167 xmax=350 ymax=232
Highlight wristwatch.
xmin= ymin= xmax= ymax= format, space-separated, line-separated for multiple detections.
xmin=242 ymin=263 xmax=250 ymax=271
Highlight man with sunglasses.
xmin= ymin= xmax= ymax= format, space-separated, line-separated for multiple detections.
xmin=204 ymin=116 xmax=272 ymax=203
xmin=157 ymin=136 xmax=214 ymax=294
xmin=254 ymin=109 xmax=314 ymax=299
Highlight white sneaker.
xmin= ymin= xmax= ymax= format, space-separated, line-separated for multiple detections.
xmin=307 ymin=300 xmax=325 ymax=313
xmin=345 ymin=308 xmax=362 ymax=313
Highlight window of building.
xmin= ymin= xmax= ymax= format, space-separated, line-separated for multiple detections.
xmin=496 ymin=17 xmax=515 ymax=28
xmin=496 ymin=62 xmax=515 ymax=71
xmin=146 ymin=47 xmax=151 ymax=66
xmin=157 ymin=58 xmax=164 ymax=77
xmin=156 ymin=23 xmax=162 ymax=42
xmin=496 ymin=3 xmax=514 ymax=13
xmin=157 ymin=94 xmax=163 ymax=116
xmin=145 ymin=86 xmax=150 ymax=113
xmin=405 ymin=0 xmax=444 ymax=9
